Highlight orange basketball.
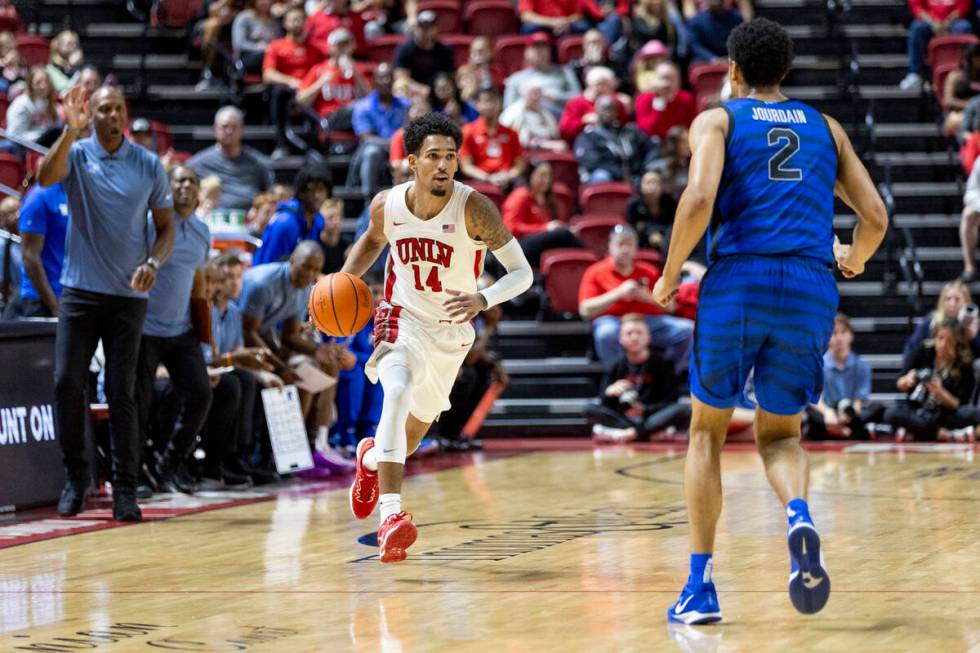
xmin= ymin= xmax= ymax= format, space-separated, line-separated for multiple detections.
xmin=308 ymin=272 xmax=374 ymax=337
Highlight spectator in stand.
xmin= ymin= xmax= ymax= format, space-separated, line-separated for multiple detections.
xmin=460 ymin=87 xmax=528 ymax=188
xmin=456 ymin=37 xmax=505 ymax=103
xmin=682 ymin=0 xmax=751 ymax=19
xmin=76 ymin=65 xmax=102 ymax=98
xmin=503 ymin=33 xmax=583 ymax=118
xmin=348 ymin=63 xmax=408 ymax=196
xmin=232 ymin=0 xmax=283 ymax=75
xmin=194 ymin=0 xmax=244 ymax=91
xmin=45 ymin=30 xmax=84 ymax=94
xmin=388 ymin=98 xmax=431 ymax=169
xmin=0 ymin=196 xmax=20 ymax=315
xmin=304 ymin=0 xmax=367 ymax=55
xmin=578 ymin=224 xmax=693 ymax=371
xmin=559 ymin=66 xmax=630 ymax=143
xmin=12 ymin=178 xmax=70 ymax=319
xmin=393 ymin=10 xmax=454 ymax=93
xmin=431 ymin=72 xmax=479 ymax=126
xmin=942 ymin=44 xmax=980 ymax=135
xmin=574 ymin=94 xmax=658 ymax=184
xmin=886 ymin=318 xmax=976 ymax=441
xmin=519 ymin=0 xmax=588 ymax=37
xmin=130 ymin=118 xmax=175 ymax=171
xmin=264 ymin=6 xmax=326 ymax=160
xmin=297 ymin=28 xmax=368 ymax=133
xmin=586 ymin=314 xmax=688 ymax=442
xmin=635 ymin=61 xmax=695 ymax=139
xmin=626 ymin=169 xmax=676 ymax=251
xmin=687 ymin=0 xmax=743 ymax=62
xmin=629 ymin=0 xmax=687 ymax=61
xmin=629 ymin=39 xmax=672 ymax=94
xmin=650 ymin=125 xmax=690 ymax=195
xmin=568 ymin=29 xmax=611 ymax=88
xmin=246 ymin=191 xmax=278 ymax=238
xmin=0 ymin=31 xmax=26 ymax=96
xmin=318 ymin=196 xmax=350 ymax=272
xmin=197 ymin=175 xmax=223 ymax=218
xmin=903 ymin=280 xmax=980 ymax=363
xmin=40 ymin=86 xmax=176 ymax=521
xmin=253 ymin=167 xmax=331 ymax=265
xmin=188 ymin=106 xmax=274 ymax=211
xmin=900 ymin=0 xmax=972 ymax=91
xmin=502 ymin=160 xmax=584 ymax=267
xmin=137 ymin=166 xmax=213 ymax=495
xmin=579 ymin=0 xmax=629 ymax=45
xmin=3 ymin=67 xmax=59 ymax=152
xmin=500 ymin=79 xmax=568 ymax=151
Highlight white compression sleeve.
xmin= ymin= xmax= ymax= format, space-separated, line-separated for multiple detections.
xmin=479 ymin=238 xmax=533 ymax=308
xmin=374 ymin=352 xmax=412 ymax=465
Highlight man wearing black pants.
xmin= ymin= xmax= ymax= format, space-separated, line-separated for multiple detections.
xmin=39 ymin=86 xmax=175 ymax=522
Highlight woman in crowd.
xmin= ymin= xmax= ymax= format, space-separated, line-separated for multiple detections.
xmin=45 ymin=30 xmax=83 ymax=94
xmin=430 ymin=72 xmax=478 ymax=125
xmin=232 ymin=0 xmax=282 ymax=75
xmin=902 ymin=280 xmax=980 ymax=364
xmin=629 ymin=0 xmax=687 ymax=60
xmin=0 ymin=31 xmax=26 ymax=96
xmin=943 ymin=43 xmax=980 ymax=135
xmin=3 ymin=67 xmax=59 ymax=152
xmin=501 ymin=160 xmax=584 ymax=268
xmin=625 ymin=169 xmax=676 ymax=251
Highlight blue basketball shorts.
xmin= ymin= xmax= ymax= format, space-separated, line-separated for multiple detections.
xmin=689 ymin=255 xmax=838 ymax=416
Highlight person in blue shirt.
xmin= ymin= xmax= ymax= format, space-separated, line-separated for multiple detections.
xmin=136 ymin=165 xmax=212 ymax=495
xmin=38 ymin=85 xmax=176 ymax=523
xmin=13 ymin=182 xmax=69 ymax=318
xmin=652 ymin=19 xmax=888 ymax=624
xmin=251 ymin=167 xmax=331 ymax=266
xmin=687 ymin=0 xmax=743 ymax=62
xmin=347 ymin=63 xmax=410 ymax=196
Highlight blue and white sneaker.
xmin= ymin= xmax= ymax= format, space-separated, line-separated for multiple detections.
xmin=787 ymin=521 xmax=831 ymax=614
xmin=667 ymin=583 xmax=722 ymax=625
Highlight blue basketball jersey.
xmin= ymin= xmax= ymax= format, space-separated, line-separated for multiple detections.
xmin=712 ymin=98 xmax=839 ymax=263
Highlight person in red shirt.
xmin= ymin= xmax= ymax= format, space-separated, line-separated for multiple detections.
xmin=900 ymin=0 xmax=972 ymax=90
xmin=263 ymin=6 xmax=327 ymax=159
xmin=304 ymin=0 xmax=367 ymax=56
xmin=460 ymin=87 xmax=528 ymax=187
xmin=519 ymin=0 xmax=589 ymax=36
xmin=578 ymin=224 xmax=693 ymax=371
xmin=559 ymin=65 xmax=630 ymax=142
xmin=296 ymin=28 xmax=368 ymax=130
xmin=502 ymin=160 xmax=584 ymax=267
xmin=635 ymin=61 xmax=695 ymax=139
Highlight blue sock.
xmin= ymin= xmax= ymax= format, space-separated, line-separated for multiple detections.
xmin=786 ymin=498 xmax=812 ymax=527
xmin=688 ymin=553 xmax=713 ymax=588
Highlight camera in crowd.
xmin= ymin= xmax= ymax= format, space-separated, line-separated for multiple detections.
xmin=959 ymin=303 xmax=978 ymax=328
xmin=908 ymin=368 xmax=937 ymax=410
xmin=619 ymin=388 xmax=639 ymax=405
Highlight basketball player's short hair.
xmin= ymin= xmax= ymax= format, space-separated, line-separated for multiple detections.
xmin=292 ymin=166 xmax=332 ymax=196
xmin=727 ymin=18 xmax=794 ymax=88
xmin=834 ymin=313 xmax=854 ymax=334
xmin=403 ymin=113 xmax=463 ymax=156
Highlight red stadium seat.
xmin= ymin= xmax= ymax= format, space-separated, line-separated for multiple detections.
xmin=689 ymin=61 xmax=729 ymax=113
xmin=0 ymin=153 xmax=25 ymax=192
xmin=15 ymin=35 xmax=50 ymax=67
xmin=366 ymin=34 xmax=405 ymax=64
xmin=927 ymin=34 xmax=979 ymax=69
xmin=570 ymin=213 xmax=625 ymax=257
xmin=466 ymin=180 xmax=505 ymax=209
xmin=541 ymin=248 xmax=598 ymax=315
xmin=417 ymin=0 xmax=463 ymax=33
xmin=464 ymin=0 xmax=520 ymax=38
xmin=532 ymin=150 xmax=579 ymax=196
xmin=442 ymin=33 xmax=474 ymax=68
xmin=634 ymin=248 xmax=664 ymax=270
xmin=579 ymin=182 xmax=631 ymax=215
xmin=154 ymin=0 xmax=204 ymax=27
xmin=551 ymin=182 xmax=574 ymax=223
xmin=494 ymin=35 xmax=530 ymax=77
xmin=557 ymin=35 xmax=584 ymax=64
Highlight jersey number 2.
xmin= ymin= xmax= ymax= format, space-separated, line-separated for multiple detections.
xmin=412 ymin=265 xmax=443 ymax=292
xmin=767 ymin=127 xmax=803 ymax=181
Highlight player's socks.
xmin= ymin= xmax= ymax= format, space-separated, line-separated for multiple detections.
xmin=379 ymin=493 xmax=401 ymax=523
xmin=667 ymin=554 xmax=721 ymax=625
xmin=786 ymin=498 xmax=831 ymax=614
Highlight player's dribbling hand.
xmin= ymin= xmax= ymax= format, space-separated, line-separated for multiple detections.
xmin=444 ymin=289 xmax=488 ymax=323
xmin=833 ymin=237 xmax=862 ymax=278
xmin=63 ymin=85 xmax=91 ymax=130
xmin=652 ymin=275 xmax=679 ymax=307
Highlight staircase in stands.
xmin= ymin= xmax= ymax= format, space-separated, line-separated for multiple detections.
xmin=13 ymin=0 xmax=964 ymax=436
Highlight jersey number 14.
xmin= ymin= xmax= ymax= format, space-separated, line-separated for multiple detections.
xmin=412 ymin=265 xmax=443 ymax=292
xmin=767 ymin=127 xmax=803 ymax=181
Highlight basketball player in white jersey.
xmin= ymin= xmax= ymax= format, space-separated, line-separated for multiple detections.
xmin=341 ymin=113 xmax=533 ymax=562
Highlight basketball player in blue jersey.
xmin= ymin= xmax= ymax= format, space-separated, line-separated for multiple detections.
xmin=652 ymin=18 xmax=888 ymax=624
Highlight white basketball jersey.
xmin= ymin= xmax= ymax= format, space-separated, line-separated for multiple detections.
xmin=382 ymin=180 xmax=487 ymax=323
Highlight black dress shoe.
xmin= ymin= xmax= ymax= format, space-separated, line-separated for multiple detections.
xmin=112 ymin=489 xmax=142 ymax=522
xmin=155 ymin=460 xmax=198 ymax=494
xmin=136 ymin=484 xmax=154 ymax=499
xmin=239 ymin=459 xmax=280 ymax=485
xmin=220 ymin=466 xmax=253 ymax=488
xmin=57 ymin=480 xmax=89 ymax=517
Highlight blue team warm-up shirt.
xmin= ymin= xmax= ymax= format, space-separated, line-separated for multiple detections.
xmin=692 ymin=98 xmax=840 ymax=415
xmin=18 ymin=182 xmax=69 ymax=301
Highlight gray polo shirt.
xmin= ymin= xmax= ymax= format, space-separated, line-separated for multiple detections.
xmin=60 ymin=136 xmax=173 ymax=298
xmin=143 ymin=213 xmax=211 ymax=338
xmin=187 ymin=145 xmax=274 ymax=211
xmin=239 ymin=262 xmax=309 ymax=334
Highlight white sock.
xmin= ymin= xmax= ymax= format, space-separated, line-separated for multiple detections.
xmin=315 ymin=426 xmax=329 ymax=454
xmin=379 ymin=493 xmax=401 ymax=523
xmin=363 ymin=446 xmax=378 ymax=472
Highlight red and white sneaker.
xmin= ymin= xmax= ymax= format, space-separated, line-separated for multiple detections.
xmin=378 ymin=511 xmax=417 ymax=563
xmin=349 ymin=438 xmax=379 ymax=520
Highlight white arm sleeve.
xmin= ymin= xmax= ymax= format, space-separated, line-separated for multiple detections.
xmin=479 ymin=238 xmax=533 ymax=308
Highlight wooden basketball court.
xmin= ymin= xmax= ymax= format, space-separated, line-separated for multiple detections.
xmin=1 ymin=442 xmax=978 ymax=652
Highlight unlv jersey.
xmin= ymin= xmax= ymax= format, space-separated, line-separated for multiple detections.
xmin=381 ymin=180 xmax=487 ymax=323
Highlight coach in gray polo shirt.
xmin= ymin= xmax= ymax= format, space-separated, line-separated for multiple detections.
xmin=39 ymin=85 xmax=175 ymax=522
